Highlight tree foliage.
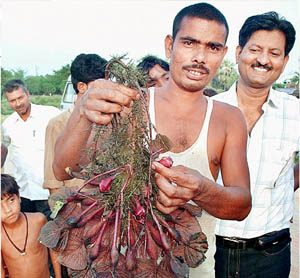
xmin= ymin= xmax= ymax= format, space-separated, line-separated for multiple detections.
xmin=290 ymin=72 xmax=299 ymax=86
xmin=1 ymin=64 xmax=70 ymax=96
xmin=210 ymin=59 xmax=238 ymax=92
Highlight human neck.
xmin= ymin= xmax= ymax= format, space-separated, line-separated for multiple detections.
xmin=236 ymin=79 xmax=270 ymax=108
xmin=163 ymin=80 xmax=205 ymax=104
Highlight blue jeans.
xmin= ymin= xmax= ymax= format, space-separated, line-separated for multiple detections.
xmin=215 ymin=239 xmax=291 ymax=278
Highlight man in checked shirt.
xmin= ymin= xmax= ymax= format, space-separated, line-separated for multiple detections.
xmin=213 ymin=11 xmax=299 ymax=278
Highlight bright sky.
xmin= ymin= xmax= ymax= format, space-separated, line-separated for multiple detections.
xmin=2 ymin=0 xmax=299 ymax=82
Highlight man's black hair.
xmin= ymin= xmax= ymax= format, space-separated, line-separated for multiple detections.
xmin=172 ymin=2 xmax=229 ymax=43
xmin=70 ymin=53 xmax=107 ymax=93
xmin=1 ymin=174 xmax=20 ymax=198
xmin=137 ymin=55 xmax=169 ymax=74
xmin=239 ymin=11 xmax=296 ymax=56
xmin=3 ymin=79 xmax=28 ymax=94
xmin=203 ymin=88 xmax=217 ymax=97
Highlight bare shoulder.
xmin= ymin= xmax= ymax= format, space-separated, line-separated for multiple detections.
xmin=212 ymin=100 xmax=246 ymax=127
xmin=26 ymin=212 xmax=47 ymax=228
xmin=213 ymin=99 xmax=242 ymax=115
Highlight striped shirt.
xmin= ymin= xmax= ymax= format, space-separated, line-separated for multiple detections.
xmin=213 ymin=83 xmax=299 ymax=238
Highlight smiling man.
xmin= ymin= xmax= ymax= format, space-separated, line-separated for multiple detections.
xmin=213 ymin=12 xmax=298 ymax=278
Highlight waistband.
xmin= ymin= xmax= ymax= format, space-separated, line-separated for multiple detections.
xmin=216 ymin=228 xmax=290 ymax=250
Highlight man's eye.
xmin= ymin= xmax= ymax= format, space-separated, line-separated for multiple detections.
xmin=210 ymin=45 xmax=220 ymax=51
xmin=271 ymin=52 xmax=280 ymax=57
xmin=183 ymin=40 xmax=193 ymax=46
xmin=147 ymin=81 xmax=156 ymax=87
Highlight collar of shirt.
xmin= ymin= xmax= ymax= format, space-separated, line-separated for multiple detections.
xmin=216 ymin=82 xmax=282 ymax=111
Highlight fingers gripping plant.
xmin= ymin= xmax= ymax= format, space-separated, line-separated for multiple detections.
xmin=39 ymin=56 xmax=208 ymax=278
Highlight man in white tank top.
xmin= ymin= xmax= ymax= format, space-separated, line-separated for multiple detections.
xmin=53 ymin=3 xmax=251 ymax=277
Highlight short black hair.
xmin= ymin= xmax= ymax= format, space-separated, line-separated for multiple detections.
xmin=172 ymin=2 xmax=229 ymax=43
xmin=137 ymin=55 xmax=169 ymax=74
xmin=70 ymin=53 xmax=108 ymax=93
xmin=3 ymin=79 xmax=28 ymax=94
xmin=1 ymin=174 xmax=20 ymax=199
xmin=239 ymin=11 xmax=296 ymax=56
xmin=203 ymin=88 xmax=217 ymax=97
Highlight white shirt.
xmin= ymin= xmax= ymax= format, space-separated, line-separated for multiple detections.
xmin=213 ymin=83 xmax=299 ymax=238
xmin=2 ymin=103 xmax=61 ymax=200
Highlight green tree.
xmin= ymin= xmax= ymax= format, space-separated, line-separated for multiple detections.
xmin=1 ymin=68 xmax=26 ymax=92
xmin=50 ymin=64 xmax=70 ymax=94
xmin=211 ymin=59 xmax=238 ymax=92
xmin=272 ymin=82 xmax=285 ymax=89
xmin=290 ymin=72 xmax=299 ymax=86
xmin=25 ymin=76 xmax=42 ymax=95
xmin=12 ymin=69 xmax=26 ymax=80
xmin=40 ymin=77 xmax=56 ymax=95
xmin=1 ymin=68 xmax=14 ymax=89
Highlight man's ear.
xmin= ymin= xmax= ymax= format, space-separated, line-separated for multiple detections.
xmin=165 ymin=35 xmax=173 ymax=60
xmin=235 ymin=45 xmax=242 ymax=64
xmin=77 ymin=82 xmax=88 ymax=94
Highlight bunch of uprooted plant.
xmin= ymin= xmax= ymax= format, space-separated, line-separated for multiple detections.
xmin=39 ymin=56 xmax=208 ymax=278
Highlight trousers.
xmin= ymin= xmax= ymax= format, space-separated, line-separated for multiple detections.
xmin=215 ymin=236 xmax=291 ymax=278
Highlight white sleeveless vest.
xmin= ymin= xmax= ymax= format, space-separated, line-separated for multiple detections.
xmin=149 ymin=88 xmax=216 ymax=278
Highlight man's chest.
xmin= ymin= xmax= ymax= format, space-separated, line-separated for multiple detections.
xmin=5 ymin=120 xmax=47 ymax=149
xmin=241 ymin=107 xmax=263 ymax=135
xmin=158 ymin=117 xmax=203 ymax=153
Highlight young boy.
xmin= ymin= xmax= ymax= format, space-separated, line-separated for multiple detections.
xmin=1 ymin=174 xmax=61 ymax=278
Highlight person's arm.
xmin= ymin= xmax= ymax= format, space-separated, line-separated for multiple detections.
xmin=49 ymin=250 xmax=61 ymax=278
xmin=43 ymin=119 xmax=64 ymax=193
xmin=294 ymin=162 xmax=299 ymax=191
xmin=1 ymin=143 xmax=8 ymax=168
xmin=53 ymin=79 xmax=139 ymax=181
xmin=153 ymin=106 xmax=251 ymax=220
xmin=1 ymin=254 xmax=5 ymax=278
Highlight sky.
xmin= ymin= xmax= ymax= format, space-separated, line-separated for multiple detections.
xmin=2 ymin=0 xmax=299 ymax=82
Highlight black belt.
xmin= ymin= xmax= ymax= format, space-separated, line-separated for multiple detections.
xmin=216 ymin=228 xmax=290 ymax=250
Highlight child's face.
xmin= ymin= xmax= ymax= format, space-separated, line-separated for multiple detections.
xmin=1 ymin=194 xmax=21 ymax=224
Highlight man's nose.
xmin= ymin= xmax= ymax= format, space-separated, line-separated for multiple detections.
xmin=192 ymin=46 xmax=207 ymax=64
xmin=256 ymin=51 xmax=270 ymax=65
xmin=155 ymin=79 xmax=164 ymax=88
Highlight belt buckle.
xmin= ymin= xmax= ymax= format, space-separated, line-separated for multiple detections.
xmin=224 ymin=237 xmax=247 ymax=249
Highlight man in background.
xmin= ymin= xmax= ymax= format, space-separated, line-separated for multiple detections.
xmin=137 ymin=55 xmax=169 ymax=87
xmin=213 ymin=12 xmax=298 ymax=277
xmin=43 ymin=53 xmax=107 ymax=195
xmin=2 ymin=79 xmax=60 ymax=218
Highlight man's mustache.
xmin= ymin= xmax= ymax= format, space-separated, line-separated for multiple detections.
xmin=183 ymin=64 xmax=210 ymax=74
xmin=252 ymin=62 xmax=272 ymax=71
